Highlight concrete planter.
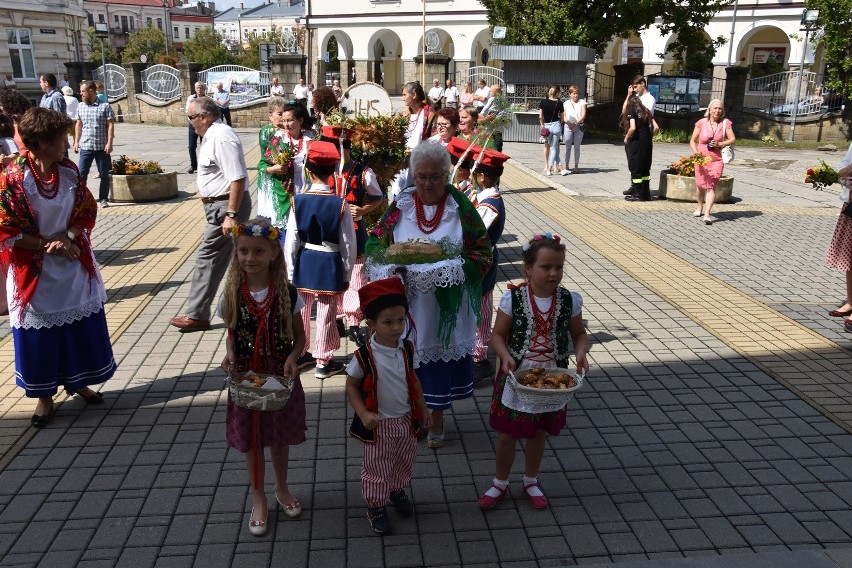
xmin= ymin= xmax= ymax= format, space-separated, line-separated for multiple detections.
xmin=658 ymin=171 xmax=734 ymax=203
xmin=109 ymin=171 xmax=178 ymax=203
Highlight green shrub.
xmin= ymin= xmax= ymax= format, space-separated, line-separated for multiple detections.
xmin=653 ymin=129 xmax=690 ymax=143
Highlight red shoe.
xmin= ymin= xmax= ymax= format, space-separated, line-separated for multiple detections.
xmin=523 ymin=483 xmax=549 ymax=509
xmin=478 ymin=483 xmax=508 ymax=509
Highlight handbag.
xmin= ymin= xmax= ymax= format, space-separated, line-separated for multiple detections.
xmin=578 ymin=123 xmax=587 ymax=132
xmin=721 ymin=120 xmax=734 ymax=164
xmin=842 ymin=201 xmax=852 ymax=218
xmin=540 ymin=126 xmax=549 ymax=137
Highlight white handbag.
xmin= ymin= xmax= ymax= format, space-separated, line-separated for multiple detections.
xmin=721 ymin=120 xmax=734 ymax=164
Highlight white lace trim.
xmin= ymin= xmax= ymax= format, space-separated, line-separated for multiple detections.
xmin=13 ymin=292 xmax=106 ymax=330
xmin=396 ymin=187 xmax=460 ymax=225
xmin=417 ymin=339 xmax=476 ymax=364
xmin=1 ymin=233 xmax=23 ymax=252
xmin=366 ymin=257 xmax=465 ymax=293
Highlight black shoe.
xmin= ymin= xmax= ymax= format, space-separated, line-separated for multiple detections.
xmin=296 ymin=352 xmax=315 ymax=369
xmin=389 ymin=490 xmax=413 ymax=517
xmin=622 ymin=187 xmax=634 ymax=195
xmin=187 ymin=167 xmax=196 ymax=174
xmin=348 ymin=325 xmax=366 ymax=348
xmin=335 ymin=318 xmax=347 ymax=338
xmin=31 ymin=401 xmax=54 ymax=429
xmin=315 ymin=359 xmax=345 ymax=379
xmin=64 ymin=388 xmax=104 ymax=404
xmin=367 ymin=507 xmax=392 ymax=534
xmin=473 ymin=360 xmax=494 ymax=384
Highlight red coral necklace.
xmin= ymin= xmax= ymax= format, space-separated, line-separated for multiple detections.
xmin=413 ymin=191 xmax=448 ymax=234
xmin=528 ymin=284 xmax=556 ymax=338
xmin=27 ymin=155 xmax=59 ymax=199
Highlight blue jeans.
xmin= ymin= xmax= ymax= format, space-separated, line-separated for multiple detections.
xmin=188 ymin=124 xmax=200 ymax=170
xmin=78 ymin=149 xmax=111 ymax=201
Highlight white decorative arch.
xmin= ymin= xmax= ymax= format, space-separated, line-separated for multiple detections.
xmin=320 ymin=30 xmax=354 ymax=61
xmin=731 ymin=21 xmax=791 ymax=65
xmin=367 ymin=29 xmax=403 ymax=59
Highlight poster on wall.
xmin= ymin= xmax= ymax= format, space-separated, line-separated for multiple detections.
xmin=626 ymin=45 xmax=643 ymax=60
xmin=646 ymin=76 xmax=701 ymax=105
xmin=205 ymin=70 xmax=264 ymax=104
xmin=751 ymin=47 xmax=786 ymax=65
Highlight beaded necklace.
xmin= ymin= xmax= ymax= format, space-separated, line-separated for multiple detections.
xmin=240 ymin=277 xmax=276 ymax=369
xmin=27 ymin=155 xmax=59 ymax=199
xmin=413 ymin=190 xmax=448 ymax=234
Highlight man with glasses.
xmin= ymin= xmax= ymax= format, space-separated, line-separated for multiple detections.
xmin=74 ymin=80 xmax=114 ymax=208
xmin=185 ymin=82 xmax=206 ymax=173
xmin=170 ymin=97 xmax=252 ymax=332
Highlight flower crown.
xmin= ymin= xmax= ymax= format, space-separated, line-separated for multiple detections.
xmin=522 ymin=232 xmax=562 ymax=251
xmin=230 ymin=223 xmax=281 ymax=241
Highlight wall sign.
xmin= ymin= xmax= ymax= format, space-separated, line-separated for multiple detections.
xmin=40 ymin=29 xmax=56 ymax=34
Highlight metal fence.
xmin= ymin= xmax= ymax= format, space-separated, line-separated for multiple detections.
xmin=141 ymin=64 xmax=181 ymax=101
xmin=464 ymin=66 xmax=504 ymax=90
xmin=743 ymin=70 xmax=843 ymax=117
xmin=585 ymin=70 xmax=614 ymax=107
xmin=197 ymin=65 xmax=271 ymax=105
xmin=502 ymin=70 xmax=614 ymax=110
xmin=92 ymin=64 xmax=127 ymax=100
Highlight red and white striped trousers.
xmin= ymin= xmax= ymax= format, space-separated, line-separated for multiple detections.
xmin=299 ymin=291 xmax=340 ymax=365
xmin=473 ymin=290 xmax=494 ymax=362
xmin=337 ymin=258 xmax=366 ymax=327
xmin=361 ymin=412 xmax=418 ymax=509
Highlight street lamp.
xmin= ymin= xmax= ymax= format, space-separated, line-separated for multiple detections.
xmin=162 ymin=0 xmax=170 ymax=57
xmin=788 ymin=8 xmax=820 ymax=142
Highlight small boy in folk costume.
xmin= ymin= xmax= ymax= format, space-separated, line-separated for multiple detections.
xmin=319 ymin=125 xmax=385 ymax=347
xmin=284 ymin=141 xmax=357 ymax=378
xmin=469 ymin=148 xmax=509 ymax=383
xmin=445 ymin=136 xmax=479 ymax=199
xmin=345 ymin=277 xmax=431 ymax=535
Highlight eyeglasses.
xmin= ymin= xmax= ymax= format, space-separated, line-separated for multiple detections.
xmin=435 ymin=122 xmax=452 ymax=130
xmin=414 ymin=174 xmax=446 ymax=184
xmin=187 ymin=113 xmax=202 ymax=121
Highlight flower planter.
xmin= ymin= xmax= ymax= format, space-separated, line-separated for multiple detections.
xmin=109 ymin=172 xmax=178 ymax=203
xmin=657 ymin=171 xmax=734 ymax=203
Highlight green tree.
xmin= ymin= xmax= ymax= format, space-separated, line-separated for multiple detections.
xmin=807 ymin=0 xmax=852 ymax=99
xmin=480 ymin=0 xmax=729 ymax=66
xmin=83 ymin=27 xmax=120 ymax=66
xmin=234 ymin=27 xmax=283 ymax=69
xmin=182 ymin=28 xmax=234 ymax=68
xmin=121 ymin=26 xmax=169 ymax=64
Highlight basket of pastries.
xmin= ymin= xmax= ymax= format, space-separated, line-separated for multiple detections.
xmin=228 ymin=371 xmax=295 ymax=411
xmin=507 ymin=367 xmax=584 ymax=411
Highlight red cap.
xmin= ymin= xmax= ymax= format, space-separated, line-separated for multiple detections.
xmin=359 ymin=277 xmax=406 ymax=316
xmin=320 ymin=124 xmax=351 ymax=145
xmin=477 ymin=148 xmax=511 ymax=169
xmin=446 ymin=137 xmax=478 ymax=161
xmin=306 ymin=141 xmax=340 ymax=167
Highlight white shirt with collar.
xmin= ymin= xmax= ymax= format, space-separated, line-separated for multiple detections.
xmin=474 ymin=186 xmax=501 ymax=229
xmin=293 ymin=84 xmax=309 ymax=99
xmin=428 ymin=85 xmax=444 ymax=101
xmin=345 ymin=335 xmax=420 ymax=419
xmin=197 ymin=121 xmax=248 ymax=198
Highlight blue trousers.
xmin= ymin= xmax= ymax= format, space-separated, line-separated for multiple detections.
xmin=188 ymin=124 xmax=200 ymax=170
xmin=78 ymin=149 xmax=111 ymax=201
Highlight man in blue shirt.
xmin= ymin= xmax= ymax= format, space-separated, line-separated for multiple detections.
xmin=39 ymin=73 xmax=66 ymax=115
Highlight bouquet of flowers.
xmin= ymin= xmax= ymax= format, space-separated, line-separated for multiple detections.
xmin=668 ymin=153 xmax=711 ymax=177
xmin=111 ymin=155 xmax=163 ymax=176
xmin=264 ymin=136 xmax=298 ymax=192
xmin=805 ymin=161 xmax=840 ymax=190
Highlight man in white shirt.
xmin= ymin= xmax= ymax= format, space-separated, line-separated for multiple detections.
xmin=185 ymin=81 xmax=206 ymax=173
xmin=473 ymin=78 xmax=489 ymax=110
xmin=622 ymin=74 xmax=657 ymax=118
xmin=270 ymin=77 xmax=285 ymax=97
xmin=427 ymin=79 xmax=444 ymax=111
xmin=443 ymin=79 xmax=459 ymax=108
xmin=170 ymin=96 xmax=252 ymax=332
xmin=293 ymin=78 xmax=309 ymax=109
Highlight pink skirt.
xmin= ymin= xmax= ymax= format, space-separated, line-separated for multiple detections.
xmin=695 ymin=150 xmax=724 ymax=191
xmin=826 ymin=213 xmax=852 ymax=272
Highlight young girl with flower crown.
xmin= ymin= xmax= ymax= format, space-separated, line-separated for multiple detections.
xmin=478 ymin=233 xmax=589 ymax=510
xmin=220 ymin=218 xmax=307 ymax=536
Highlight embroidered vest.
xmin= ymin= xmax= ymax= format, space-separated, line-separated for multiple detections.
xmin=506 ymin=284 xmax=573 ymax=369
xmin=349 ymin=339 xmax=422 ymax=444
xmin=232 ymin=284 xmax=298 ymax=374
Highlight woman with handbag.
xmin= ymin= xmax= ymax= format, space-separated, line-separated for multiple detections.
xmin=539 ymin=86 xmax=563 ymax=176
xmin=825 ymin=142 xmax=852 ymax=330
xmin=561 ymin=85 xmax=587 ymax=175
xmin=689 ymin=99 xmax=735 ymax=225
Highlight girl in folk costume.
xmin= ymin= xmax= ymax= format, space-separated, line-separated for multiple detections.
xmin=478 ymin=234 xmax=589 ymax=510
xmin=319 ymin=125 xmax=385 ymax=347
xmin=283 ymin=141 xmax=357 ymax=379
xmin=469 ymin=148 xmax=510 ymax=383
xmin=220 ymin=218 xmax=307 ymax=536
xmin=345 ymin=277 xmax=431 ymax=534
xmin=257 ymin=100 xmax=314 ymax=231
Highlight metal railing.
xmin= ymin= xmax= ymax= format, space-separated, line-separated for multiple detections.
xmin=92 ymin=64 xmax=127 ymax=100
xmin=197 ymin=65 xmax=271 ymax=105
xmin=502 ymin=70 xmax=614 ymax=110
xmin=742 ymin=70 xmax=842 ymax=117
xmin=585 ymin=70 xmax=614 ymax=107
xmin=464 ymin=66 xmax=504 ymax=89
xmin=141 ymin=64 xmax=181 ymax=101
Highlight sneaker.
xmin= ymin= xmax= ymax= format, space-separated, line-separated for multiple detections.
xmin=389 ymin=490 xmax=413 ymax=517
xmin=315 ymin=359 xmax=345 ymax=379
xmin=545 ymin=170 xmax=552 ymax=176
xmin=335 ymin=318 xmax=347 ymax=338
xmin=99 ymin=199 xmax=109 ymax=208
xmin=560 ymin=169 xmax=570 ymax=176
xmin=472 ymin=359 xmax=494 ymax=384
xmin=367 ymin=507 xmax=392 ymax=534
xmin=348 ymin=325 xmax=366 ymax=348
xmin=296 ymin=352 xmax=315 ymax=369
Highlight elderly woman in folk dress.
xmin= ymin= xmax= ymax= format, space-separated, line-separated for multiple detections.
xmin=0 ymin=107 xmax=115 ymax=428
xmin=366 ymin=142 xmax=492 ymax=448
xmin=256 ymin=99 xmax=314 ymax=233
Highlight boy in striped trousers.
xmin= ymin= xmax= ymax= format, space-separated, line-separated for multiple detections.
xmin=345 ymin=277 xmax=431 ymax=534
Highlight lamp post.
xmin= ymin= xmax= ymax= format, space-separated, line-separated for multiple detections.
xmin=788 ymin=8 xmax=820 ymax=143
xmin=162 ymin=0 xmax=170 ymax=57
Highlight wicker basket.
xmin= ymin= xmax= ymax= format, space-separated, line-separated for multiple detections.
xmin=506 ymin=368 xmax=584 ymax=413
xmin=228 ymin=371 xmax=294 ymax=412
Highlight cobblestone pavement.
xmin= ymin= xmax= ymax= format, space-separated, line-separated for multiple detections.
xmin=1 ymin=124 xmax=852 ymax=567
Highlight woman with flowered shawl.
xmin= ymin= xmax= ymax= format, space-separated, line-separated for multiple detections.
xmin=365 ymin=142 xmax=491 ymax=449
xmin=256 ymin=99 xmax=313 ymax=232
xmin=0 ymin=108 xmax=115 ymax=429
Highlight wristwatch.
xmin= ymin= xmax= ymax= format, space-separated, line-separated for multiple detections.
xmin=66 ymin=230 xmax=76 ymax=240
xmin=224 ymin=211 xmax=237 ymax=219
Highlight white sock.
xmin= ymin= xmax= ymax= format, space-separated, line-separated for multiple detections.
xmin=523 ymin=475 xmax=544 ymax=497
xmin=485 ymin=478 xmax=509 ymax=498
